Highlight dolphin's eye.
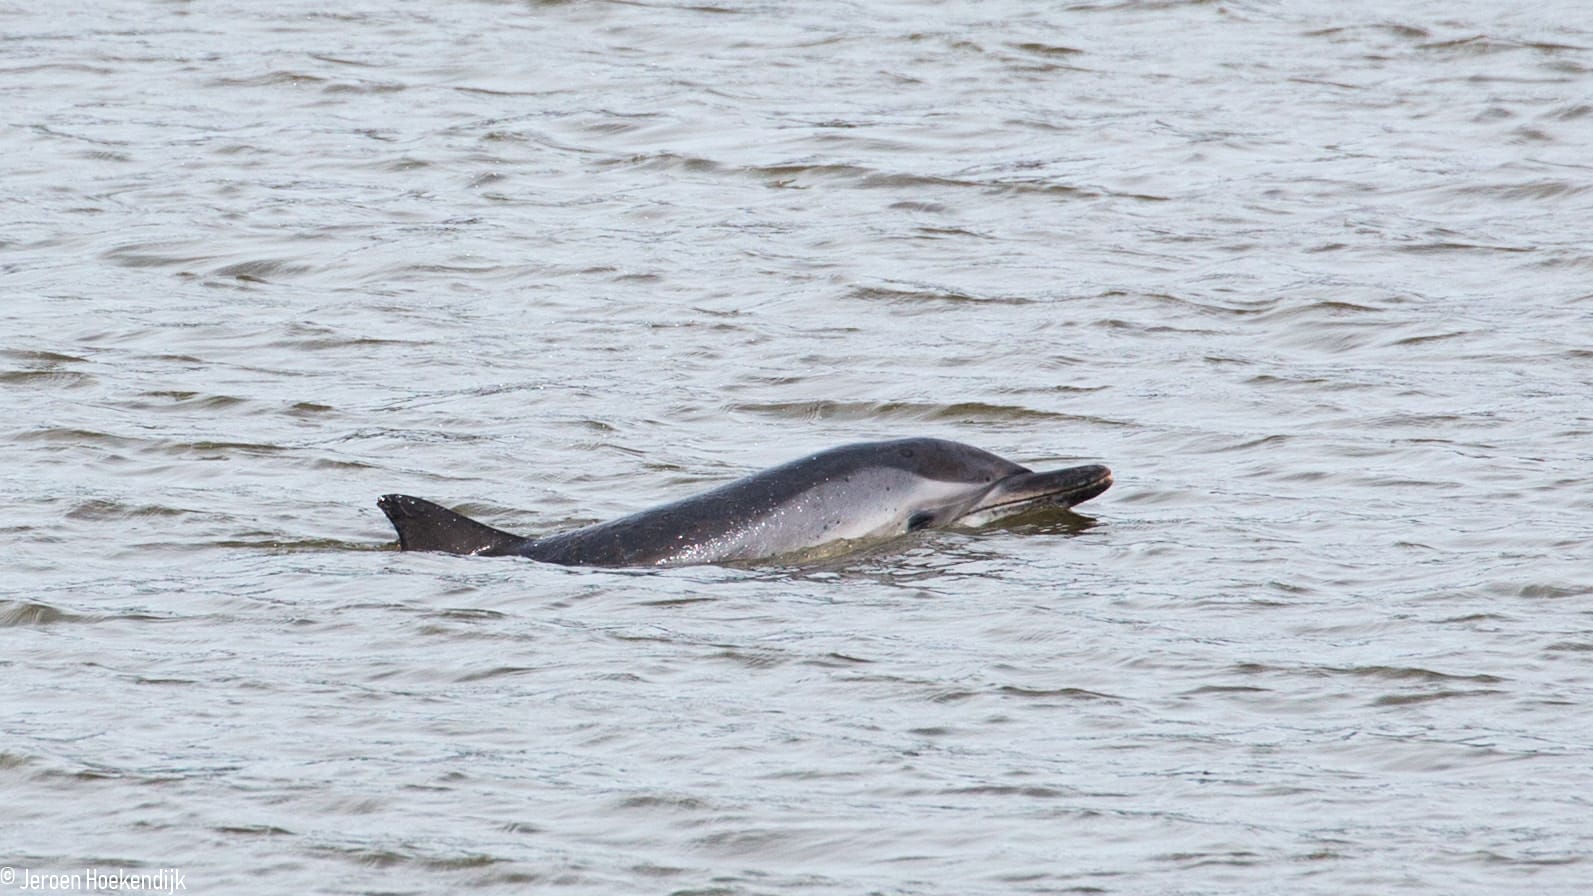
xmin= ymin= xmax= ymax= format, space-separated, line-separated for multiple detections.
xmin=907 ymin=511 xmax=935 ymax=532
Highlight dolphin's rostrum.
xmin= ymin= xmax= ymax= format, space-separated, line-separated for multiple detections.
xmin=378 ymin=437 xmax=1111 ymax=567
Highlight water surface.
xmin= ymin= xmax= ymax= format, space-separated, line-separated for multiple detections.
xmin=5 ymin=1 xmax=1592 ymax=893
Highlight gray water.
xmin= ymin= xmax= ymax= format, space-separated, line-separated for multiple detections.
xmin=5 ymin=0 xmax=1593 ymax=893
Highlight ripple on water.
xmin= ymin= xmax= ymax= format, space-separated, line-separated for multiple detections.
xmin=728 ymin=399 xmax=1108 ymax=426
xmin=0 ymin=600 xmax=169 ymax=627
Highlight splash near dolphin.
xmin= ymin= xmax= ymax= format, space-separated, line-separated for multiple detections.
xmin=378 ymin=438 xmax=1111 ymax=567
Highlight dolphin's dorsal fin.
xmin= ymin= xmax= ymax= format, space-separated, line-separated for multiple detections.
xmin=377 ymin=495 xmax=527 ymax=556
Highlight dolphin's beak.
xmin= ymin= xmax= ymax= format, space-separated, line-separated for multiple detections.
xmin=965 ymin=464 xmax=1113 ymax=523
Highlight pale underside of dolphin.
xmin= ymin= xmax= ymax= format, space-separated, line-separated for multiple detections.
xmin=378 ymin=437 xmax=1111 ymax=568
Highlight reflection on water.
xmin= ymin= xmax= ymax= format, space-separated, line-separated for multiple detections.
xmin=5 ymin=0 xmax=1593 ymax=893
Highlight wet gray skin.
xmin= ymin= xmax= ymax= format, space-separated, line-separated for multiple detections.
xmin=378 ymin=438 xmax=1112 ymax=568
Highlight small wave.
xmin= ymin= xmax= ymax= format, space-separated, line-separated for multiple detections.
xmin=1418 ymin=35 xmax=1587 ymax=57
xmin=212 ymin=259 xmax=315 ymax=282
xmin=0 ymin=600 xmax=162 ymax=627
xmin=1304 ymin=24 xmax=1430 ymax=43
xmin=728 ymin=399 xmax=1087 ymax=424
xmin=846 ymin=285 xmax=1033 ymax=306
xmin=1394 ymin=241 xmax=1532 ymax=254
xmin=1443 ymin=180 xmax=1593 ymax=202
xmin=2 ymin=349 xmax=88 ymax=364
xmin=65 ymin=499 xmax=192 ymax=521
xmin=209 ymin=70 xmax=327 ymax=88
xmin=130 ymin=391 xmax=251 ymax=411
xmin=306 ymin=842 xmax=507 ymax=873
xmin=995 ymin=684 xmax=1120 ymax=701
xmin=1373 ymin=689 xmax=1504 ymax=706
xmin=1325 ymin=665 xmax=1505 ymax=684
xmin=0 ymin=368 xmax=95 ymax=388
xmin=101 ymin=243 xmax=213 ymax=269
xmin=0 ymin=600 xmax=87 ymax=627
xmin=1008 ymin=41 xmax=1084 ymax=58
xmin=321 ymin=80 xmax=407 ymax=95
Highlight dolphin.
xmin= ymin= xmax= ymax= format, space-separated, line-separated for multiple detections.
xmin=377 ymin=437 xmax=1111 ymax=567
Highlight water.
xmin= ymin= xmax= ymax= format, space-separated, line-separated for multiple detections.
xmin=5 ymin=0 xmax=1593 ymax=892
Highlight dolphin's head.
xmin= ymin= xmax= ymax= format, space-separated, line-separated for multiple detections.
xmin=875 ymin=439 xmax=1113 ymax=532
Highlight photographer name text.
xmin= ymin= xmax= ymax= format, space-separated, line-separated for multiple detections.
xmin=0 ymin=868 xmax=184 ymax=894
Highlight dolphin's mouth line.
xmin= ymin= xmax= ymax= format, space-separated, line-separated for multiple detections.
xmin=978 ymin=466 xmax=1114 ymax=513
